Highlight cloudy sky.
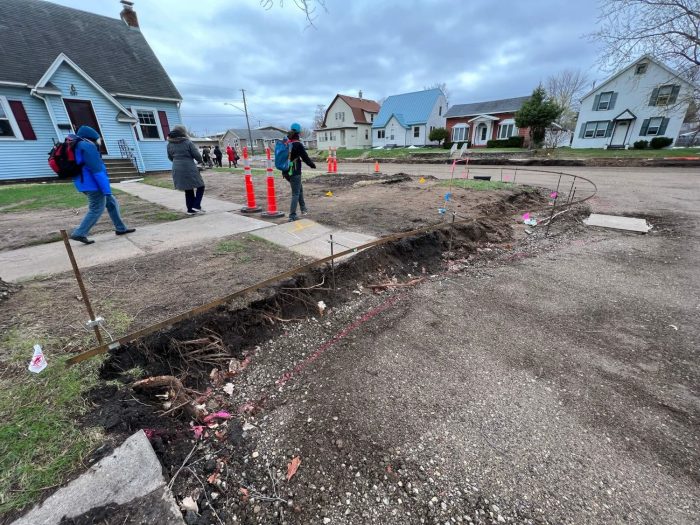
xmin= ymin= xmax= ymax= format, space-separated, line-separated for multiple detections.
xmin=52 ymin=0 xmax=605 ymax=136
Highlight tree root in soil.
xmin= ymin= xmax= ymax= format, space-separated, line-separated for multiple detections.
xmin=132 ymin=375 xmax=206 ymax=421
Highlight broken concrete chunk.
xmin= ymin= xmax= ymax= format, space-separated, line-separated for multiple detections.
xmin=583 ymin=214 xmax=652 ymax=233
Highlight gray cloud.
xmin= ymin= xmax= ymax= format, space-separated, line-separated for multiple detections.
xmin=51 ymin=0 xmax=603 ymax=135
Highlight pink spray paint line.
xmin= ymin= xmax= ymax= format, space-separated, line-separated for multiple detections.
xmin=522 ymin=212 xmax=530 ymax=221
xmin=504 ymin=175 xmax=511 ymax=181
xmin=202 ymin=411 xmax=231 ymax=424
xmin=550 ymin=191 xmax=558 ymax=199
xmin=450 ymin=159 xmax=456 ymax=176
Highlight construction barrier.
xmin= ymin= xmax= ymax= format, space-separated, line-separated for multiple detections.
xmin=240 ymin=147 xmax=261 ymax=213
xmin=262 ymin=147 xmax=284 ymax=218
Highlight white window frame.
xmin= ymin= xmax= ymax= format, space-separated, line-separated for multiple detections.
xmin=133 ymin=106 xmax=163 ymax=141
xmin=452 ymin=124 xmax=467 ymax=142
xmin=498 ymin=123 xmax=515 ymax=139
xmin=0 ymin=96 xmax=23 ymax=141
xmin=646 ymin=117 xmax=663 ymax=136
xmin=655 ymin=85 xmax=673 ymax=106
xmin=413 ymin=126 xmax=420 ymax=138
xmin=377 ymin=129 xmax=385 ymax=139
xmin=597 ymin=92 xmax=613 ymax=111
xmin=584 ymin=121 xmax=608 ymax=138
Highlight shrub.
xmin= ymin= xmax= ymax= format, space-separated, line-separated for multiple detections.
xmin=486 ymin=136 xmax=524 ymax=148
xmin=442 ymin=141 xmax=453 ymax=149
xmin=487 ymin=139 xmax=509 ymax=148
xmin=633 ymin=140 xmax=648 ymax=149
xmin=429 ymin=127 xmax=448 ymax=145
xmin=649 ymin=136 xmax=673 ymax=149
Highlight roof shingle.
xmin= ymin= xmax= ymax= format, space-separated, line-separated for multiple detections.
xmin=372 ymin=89 xmax=443 ymax=129
xmin=0 ymin=0 xmax=181 ymax=100
xmin=444 ymin=96 xmax=530 ymax=118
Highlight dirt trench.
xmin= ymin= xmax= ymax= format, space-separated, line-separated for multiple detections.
xmin=78 ymin=188 xmax=549 ymax=525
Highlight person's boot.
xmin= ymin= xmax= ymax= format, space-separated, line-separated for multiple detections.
xmin=115 ymin=228 xmax=136 ymax=235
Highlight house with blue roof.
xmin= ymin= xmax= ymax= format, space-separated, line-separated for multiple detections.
xmin=371 ymin=88 xmax=447 ymax=147
xmin=0 ymin=0 xmax=183 ymax=181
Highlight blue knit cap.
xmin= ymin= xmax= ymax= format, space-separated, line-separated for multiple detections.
xmin=290 ymin=122 xmax=301 ymax=133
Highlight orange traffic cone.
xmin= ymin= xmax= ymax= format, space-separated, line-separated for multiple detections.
xmin=374 ymin=161 xmax=380 ymax=173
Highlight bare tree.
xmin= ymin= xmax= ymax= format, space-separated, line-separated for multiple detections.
xmin=590 ymin=0 xmax=700 ymax=80
xmin=313 ymin=104 xmax=326 ymax=130
xmin=260 ymin=0 xmax=327 ymax=26
xmin=425 ymin=82 xmax=451 ymax=107
xmin=546 ymin=69 xmax=589 ymax=130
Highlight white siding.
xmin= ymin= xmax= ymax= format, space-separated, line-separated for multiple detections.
xmin=424 ymin=94 xmax=447 ymax=145
xmin=572 ymin=60 xmax=691 ymax=148
xmin=372 ymin=116 xmax=408 ymax=147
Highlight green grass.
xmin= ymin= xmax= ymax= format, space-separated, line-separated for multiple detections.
xmin=440 ymin=179 xmax=518 ymax=191
xmin=145 ymin=210 xmax=183 ymax=222
xmin=0 ymin=351 xmax=102 ymax=514
xmin=141 ymin=176 xmax=173 ymax=189
xmin=0 ymin=183 xmax=86 ymax=213
xmin=215 ymin=239 xmax=246 ymax=254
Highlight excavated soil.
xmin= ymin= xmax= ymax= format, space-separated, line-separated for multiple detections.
xmin=77 ymin=192 xmax=566 ymax=525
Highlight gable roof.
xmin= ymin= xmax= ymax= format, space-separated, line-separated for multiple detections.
xmin=580 ymin=54 xmax=696 ymax=101
xmin=445 ymin=96 xmax=530 ymax=118
xmin=321 ymin=94 xmax=380 ymax=127
xmin=0 ymin=0 xmax=181 ymax=100
xmin=372 ymin=88 xmax=444 ymax=128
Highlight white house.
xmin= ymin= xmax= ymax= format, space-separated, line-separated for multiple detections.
xmin=572 ymin=55 xmax=695 ymax=149
xmin=316 ymin=92 xmax=380 ymax=150
xmin=372 ymin=88 xmax=446 ymax=147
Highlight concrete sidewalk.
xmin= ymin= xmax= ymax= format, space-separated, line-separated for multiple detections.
xmin=0 ymin=184 xmax=376 ymax=282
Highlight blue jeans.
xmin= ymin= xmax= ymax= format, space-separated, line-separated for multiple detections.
xmin=288 ymin=172 xmax=306 ymax=219
xmin=72 ymin=191 xmax=128 ymax=237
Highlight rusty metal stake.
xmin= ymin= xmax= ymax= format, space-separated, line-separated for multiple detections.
xmin=545 ymin=174 xmax=562 ymax=237
xmin=60 ymin=229 xmax=104 ymax=346
xmin=329 ymin=234 xmax=336 ymax=291
xmin=513 ymin=168 xmax=518 ymax=185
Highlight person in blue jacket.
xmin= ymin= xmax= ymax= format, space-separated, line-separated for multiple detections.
xmin=70 ymin=125 xmax=135 ymax=244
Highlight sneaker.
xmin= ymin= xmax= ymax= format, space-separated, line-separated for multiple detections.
xmin=186 ymin=210 xmax=197 ymax=215
xmin=115 ymin=228 xmax=136 ymax=236
xmin=70 ymin=235 xmax=95 ymax=245
xmin=288 ymin=216 xmax=298 ymax=222
xmin=193 ymin=208 xmax=206 ymax=213
xmin=301 ymin=209 xmax=309 ymax=216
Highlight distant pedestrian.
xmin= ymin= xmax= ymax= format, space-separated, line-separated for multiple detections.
xmin=226 ymin=145 xmax=237 ymax=168
xmin=167 ymin=125 xmax=206 ymax=215
xmin=283 ymin=122 xmax=316 ymax=222
xmin=213 ymin=145 xmax=223 ymax=168
xmin=69 ymin=126 xmax=135 ymax=244
xmin=202 ymin=145 xmax=213 ymax=168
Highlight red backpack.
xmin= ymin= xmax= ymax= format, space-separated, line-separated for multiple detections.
xmin=48 ymin=137 xmax=83 ymax=179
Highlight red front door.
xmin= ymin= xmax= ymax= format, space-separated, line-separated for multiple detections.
xmin=64 ymin=99 xmax=108 ymax=154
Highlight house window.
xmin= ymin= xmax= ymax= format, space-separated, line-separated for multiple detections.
xmin=365 ymin=129 xmax=369 ymax=140
xmin=414 ymin=126 xmax=420 ymax=138
xmin=498 ymin=123 xmax=515 ymax=139
xmin=335 ymin=112 xmax=345 ymax=122
xmin=452 ymin=125 xmax=467 ymax=142
xmin=655 ymin=85 xmax=674 ymax=106
xmin=439 ymin=106 xmax=442 ymax=116
xmin=135 ymin=108 xmax=162 ymax=140
xmin=479 ymin=126 xmax=487 ymax=141
xmin=370 ymin=114 xmax=374 ymax=122
xmin=597 ymin=92 xmax=613 ymax=110
xmin=646 ymin=117 xmax=663 ymax=135
xmin=583 ymin=121 xmax=609 ymax=138
xmin=635 ymin=63 xmax=648 ymax=74
xmin=430 ymin=126 xmax=435 ymax=132
xmin=377 ymin=130 xmax=385 ymax=139
xmin=0 ymin=97 xmax=20 ymax=139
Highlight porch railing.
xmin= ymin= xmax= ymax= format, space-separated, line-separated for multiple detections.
xmin=117 ymin=139 xmax=138 ymax=170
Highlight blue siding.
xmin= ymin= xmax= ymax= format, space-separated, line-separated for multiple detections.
xmin=0 ymin=86 xmax=57 ymax=180
xmin=115 ymin=97 xmax=182 ymax=172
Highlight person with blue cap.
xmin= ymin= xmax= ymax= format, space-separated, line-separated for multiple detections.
xmin=284 ymin=122 xmax=316 ymax=221
xmin=69 ymin=125 xmax=134 ymax=244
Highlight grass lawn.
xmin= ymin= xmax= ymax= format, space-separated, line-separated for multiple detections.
xmin=440 ymin=179 xmax=519 ymax=191
xmin=0 ymin=183 xmax=86 ymax=212
xmin=547 ymin=147 xmax=700 ymax=158
xmin=0 ymin=342 xmax=102 ymax=514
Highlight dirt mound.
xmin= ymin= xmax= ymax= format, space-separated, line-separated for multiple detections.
xmin=306 ymin=172 xmax=411 ymax=189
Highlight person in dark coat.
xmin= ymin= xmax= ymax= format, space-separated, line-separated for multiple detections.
xmin=202 ymin=146 xmax=213 ymax=168
xmin=283 ymin=122 xmax=316 ymax=222
xmin=70 ymin=125 xmax=135 ymax=244
xmin=213 ymin=145 xmax=223 ymax=168
xmin=167 ymin=125 xmax=205 ymax=214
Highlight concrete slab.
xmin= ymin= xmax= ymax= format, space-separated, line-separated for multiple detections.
xmin=251 ymin=219 xmax=332 ymax=247
xmin=0 ymin=234 xmax=144 ymax=282
xmin=583 ymin=213 xmax=652 ymax=233
xmin=117 ymin=181 xmax=242 ymax=213
xmin=289 ymin=230 xmax=376 ymax=259
xmin=12 ymin=430 xmax=183 ymax=525
xmin=127 ymin=211 xmax=270 ymax=253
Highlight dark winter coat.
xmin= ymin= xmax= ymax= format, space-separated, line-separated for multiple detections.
xmin=167 ymin=130 xmax=204 ymax=191
xmin=288 ymin=140 xmax=316 ymax=176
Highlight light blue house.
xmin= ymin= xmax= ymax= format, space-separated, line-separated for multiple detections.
xmin=371 ymin=88 xmax=447 ymax=147
xmin=0 ymin=0 xmax=183 ymax=181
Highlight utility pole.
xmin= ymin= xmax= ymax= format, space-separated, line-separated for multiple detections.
xmin=241 ymin=89 xmax=255 ymax=156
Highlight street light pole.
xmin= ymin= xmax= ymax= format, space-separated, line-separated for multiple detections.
xmin=241 ymin=89 xmax=255 ymax=156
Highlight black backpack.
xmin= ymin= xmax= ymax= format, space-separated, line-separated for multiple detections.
xmin=48 ymin=137 xmax=83 ymax=179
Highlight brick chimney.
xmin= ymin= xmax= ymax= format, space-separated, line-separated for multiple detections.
xmin=120 ymin=0 xmax=139 ymax=28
